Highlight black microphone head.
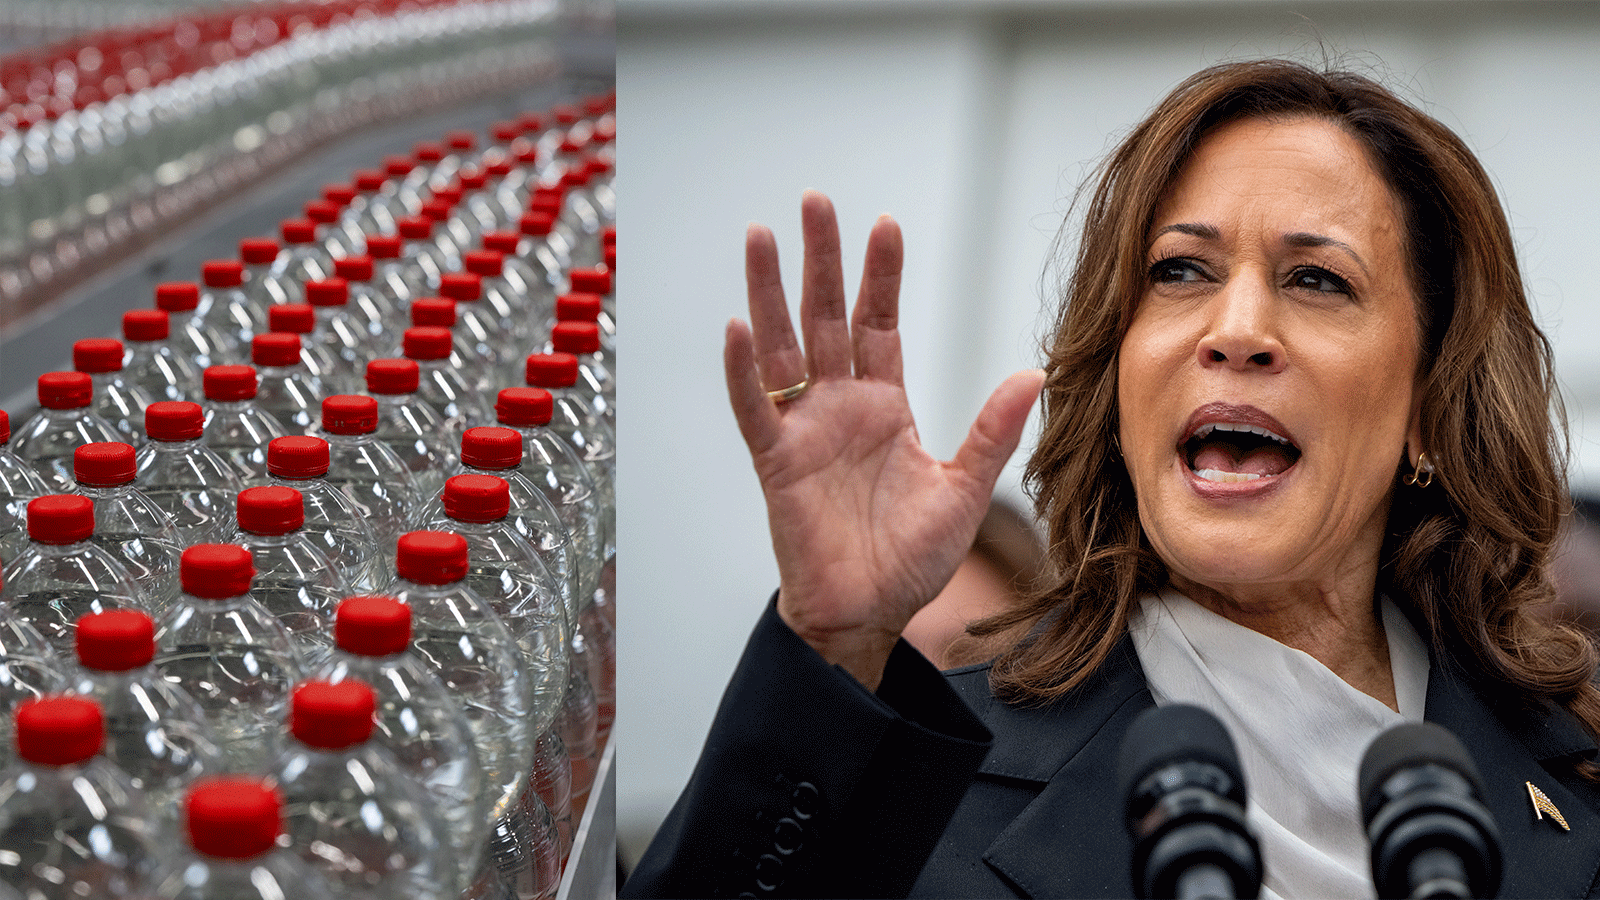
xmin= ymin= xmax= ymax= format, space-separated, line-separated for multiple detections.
xmin=1119 ymin=703 xmax=1247 ymax=809
xmin=1358 ymin=722 xmax=1486 ymax=825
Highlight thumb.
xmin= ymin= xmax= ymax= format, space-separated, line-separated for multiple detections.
xmin=950 ymin=368 xmax=1047 ymax=495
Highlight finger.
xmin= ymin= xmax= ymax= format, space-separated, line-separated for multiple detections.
xmin=851 ymin=214 xmax=904 ymax=385
xmin=949 ymin=369 xmax=1048 ymax=497
xmin=725 ymin=317 xmax=783 ymax=456
xmin=799 ymin=189 xmax=853 ymax=380
xmin=745 ymin=223 xmax=807 ymax=392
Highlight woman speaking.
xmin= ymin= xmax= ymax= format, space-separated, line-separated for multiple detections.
xmin=624 ymin=59 xmax=1600 ymax=898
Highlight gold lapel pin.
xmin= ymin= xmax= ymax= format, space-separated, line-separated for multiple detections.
xmin=1527 ymin=781 xmax=1571 ymax=831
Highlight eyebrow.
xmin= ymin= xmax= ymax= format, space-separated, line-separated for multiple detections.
xmin=1150 ymin=223 xmax=1370 ymax=276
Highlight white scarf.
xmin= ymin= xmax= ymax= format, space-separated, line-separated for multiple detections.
xmin=1127 ymin=589 xmax=1429 ymax=900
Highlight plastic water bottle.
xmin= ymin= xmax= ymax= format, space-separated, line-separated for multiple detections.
xmin=155 ymin=281 xmax=234 ymax=372
xmin=1 ymin=494 xmax=146 ymax=657
xmin=483 ymin=227 xmax=559 ymax=324
xmin=233 ymin=485 xmax=348 ymax=668
xmin=201 ymin=364 xmax=290 ymax=487
xmin=421 ymin=474 xmax=568 ymax=736
xmin=0 ymin=593 xmax=64 ymax=772
xmin=349 ymin=169 xmax=400 ymax=238
xmin=549 ymin=321 xmax=614 ymax=430
xmin=315 ymin=595 xmax=490 ymax=886
xmin=494 ymin=387 xmax=607 ymax=591
xmin=555 ymin=643 xmax=600 ymax=832
xmin=69 ymin=608 xmax=222 ymax=842
xmin=404 ymin=326 xmax=490 ymax=433
xmin=440 ymin=270 xmax=522 ymax=382
xmin=265 ymin=435 xmax=384 ymax=594
xmin=523 ymin=353 xmax=615 ymax=537
xmin=0 ymin=695 xmax=160 ymax=897
xmin=462 ymin=250 xmax=534 ymax=339
xmin=320 ymin=394 xmax=420 ymax=574
xmin=396 ymin=215 xmax=451 ymax=291
xmin=366 ymin=233 xmax=429 ymax=317
xmin=531 ymin=725 xmax=575 ymax=863
xmin=271 ymin=680 xmax=459 ymax=899
xmin=487 ymin=782 xmax=564 ymax=900
xmin=543 ymin=290 xmax=615 ymax=356
xmin=305 ymin=277 xmax=379 ymax=378
xmin=252 ymin=332 xmax=324 ymax=431
xmin=331 ymin=254 xmax=400 ymax=352
xmin=12 ymin=377 xmax=128 ymax=495
xmin=0 ymin=409 xmax=50 ymax=563
xmin=271 ymin=219 xmax=333 ymax=298
xmin=150 ymin=777 xmax=337 ymax=900
xmin=266 ymin=304 xmax=345 ymax=394
xmin=366 ymin=358 xmax=457 ymax=500
xmin=123 ymin=308 xmax=203 ymax=403
xmin=74 ymin=441 xmax=183 ymax=613
xmin=238 ymin=238 xmax=294 ymax=311
xmin=154 ymin=543 xmax=303 ymax=774
xmin=515 ymin=211 xmax=574 ymax=301
xmin=419 ymin=196 xmax=473 ymax=266
xmin=390 ymin=531 xmax=535 ymax=824
xmin=135 ymin=400 xmax=243 ymax=546
xmin=302 ymin=198 xmax=353 ymax=259
xmin=402 ymin=296 xmax=495 ymax=392
xmin=199 ymin=259 xmax=263 ymax=356
xmin=570 ymin=266 xmax=616 ymax=326
xmin=73 ymin=336 xmax=152 ymax=443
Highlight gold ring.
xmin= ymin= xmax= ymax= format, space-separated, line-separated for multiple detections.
xmin=767 ymin=378 xmax=810 ymax=404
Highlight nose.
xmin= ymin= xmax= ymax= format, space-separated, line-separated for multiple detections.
xmin=1196 ymin=275 xmax=1285 ymax=373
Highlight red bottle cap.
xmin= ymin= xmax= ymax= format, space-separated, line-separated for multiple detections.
xmin=73 ymin=441 xmax=137 ymax=487
xmin=551 ymin=321 xmax=600 ymax=355
xmin=203 ymin=365 xmax=257 ymax=402
xmin=410 ymin=297 xmax=456 ymax=328
xmin=237 ymin=485 xmax=303 ymax=535
xmin=553 ymin=104 xmax=581 ymax=126
xmin=181 ymin=544 xmax=254 ymax=598
xmin=335 ymin=595 xmax=411 ymax=657
xmin=321 ymin=394 xmax=378 ymax=435
xmin=410 ymin=143 xmax=441 ymax=164
xmin=442 ymin=473 xmax=510 ymax=523
xmin=203 ymin=259 xmax=245 ymax=287
xmin=334 ymin=255 xmax=373 ymax=281
xmin=386 ymin=153 xmax=417 ymax=175
xmin=485 ymin=160 xmax=513 ymax=178
xmin=305 ymin=279 xmax=348 ymax=308
xmin=458 ymin=170 xmax=487 ymax=191
xmin=462 ymin=250 xmax=503 ymax=278
xmin=604 ymin=245 xmax=616 ymax=271
xmin=251 ymin=332 xmax=302 ymax=367
xmin=402 ymin=327 xmax=452 ymax=361
xmin=355 ymin=169 xmax=387 ymax=192
xmin=280 ymin=219 xmax=316 ymax=245
xmin=155 ymin=281 xmax=201 ymax=312
xmin=123 ymin=308 xmax=169 ymax=342
xmin=446 ymin=130 xmax=475 ymax=151
xmin=519 ymin=212 xmax=554 ymax=237
xmin=186 ymin=777 xmax=282 ymax=860
xmin=525 ymin=352 xmax=578 ymax=389
xmin=26 ymin=494 xmax=95 ymax=543
xmin=495 ymin=387 xmax=553 ymax=427
xmin=15 ymin=695 xmax=104 ymax=765
xmin=528 ymin=192 xmax=562 ymax=217
xmin=365 ymin=235 xmax=402 ymax=259
xmin=460 ymin=426 xmax=522 ymax=470
xmin=420 ymin=198 xmax=452 ymax=222
xmin=395 ymin=531 xmax=469 ymax=584
xmin=556 ymin=292 xmax=602 ymax=322
xmin=560 ymin=168 xmax=589 ymax=190
xmin=603 ymin=225 xmax=616 ymax=248
xmin=267 ymin=435 xmax=329 ymax=478
xmin=38 ymin=371 xmax=93 ymax=409
xmin=303 ymin=199 xmax=340 ymax=224
xmin=290 ymin=680 xmax=375 ymax=749
xmin=397 ymin=216 xmax=432 ymax=240
xmin=491 ymin=121 xmax=520 ymax=143
xmin=366 ymin=358 xmax=420 ymax=394
xmin=76 ymin=608 xmax=156 ymax=671
xmin=515 ymin=146 xmax=540 ymax=166
xmin=517 ymin=111 xmax=545 ymax=133
xmin=0 ymin=409 xmax=9 ymax=444
xmin=570 ymin=267 xmax=612 ymax=295
xmin=237 ymin=238 xmax=279 ymax=266
xmin=322 ymin=184 xmax=356 ymax=206
xmin=439 ymin=272 xmax=481 ymax=301
xmin=72 ymin=337 xmax=125 ymax=373
xmin=145 ymin=400 xmax=205 ymax=441
xmin=481 ymin=231 xmax=520 ymax=254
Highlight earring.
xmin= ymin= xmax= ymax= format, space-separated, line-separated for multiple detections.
xmin=1403 ymin=452 xmax=1435 ymax=488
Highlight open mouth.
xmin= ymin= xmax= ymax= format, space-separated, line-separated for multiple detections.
xmin=1182 ymin=422 xmax=1302 ymax=484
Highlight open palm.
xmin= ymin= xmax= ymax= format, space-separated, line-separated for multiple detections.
xmin=724 ymin=190 xmax=1044 ymax=688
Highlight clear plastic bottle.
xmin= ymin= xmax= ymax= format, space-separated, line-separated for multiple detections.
xmin=542 ymin=289 xmax=615 ymax=356
xmin=404 ymin=326 xmax=490 ymax=434
xmin=569 ymin=266 xmax=616 ymax=325
xmin=269 ymin=219 xmax=333 ymax=300
xmin=238 ymin=238 xmax=294 ymax=311
xmin=0 ymin=695 xmax=159 ymax=897
xmin=419 ymin=196 xmax=473 ymax=267
xmin=1 ymin=493 xmax=146 ymax=657
xmin=483 ymin=226 xmax=560 ymax=326
xmin=440 ymin=270 xmax=521 ymax=383
xmin=366 ymin=233 xmax=429 ymax=318
xmin=420 ymin=474 xmax=568 ymax=737
xmin=331 ymin=255 xmax=399 ymax=353
xmin=265 ymin=435 xmax=383 ymax=594
xmin=318 ymin=185 xmax=367 ymax=259
xmin=198 ymin=259 xmax=263 ymax=357
xmin=135 ymin=400 xmax=243 ymax=547
xmin=69 ymin=608 xmax=222 ymax=843
xmin=201 ymin=364 xmax=290 ymax=488
xmin=302 ymin=197 xmax=353 ymax=259
xmin=403 ymin=296 xmax=495 ymax=392
xmin=494 ymin=389 xmax=605 ymax=600
xmin=366 ymin=358 xmax=457 ymax=501
xmin=271 ymin=680 xmax=459 ymax=899
xmin=515 ymin=211 xmax=573 ymax=301
xmin=0 ymin=409 xmax=50 ymax=563
xmin=73 ymin=336 xmax=152 ymax=445
xmin=150 ymin=777 xmax=337 ymax=900
xmin=154 ymin=543 xmax=303 ymax=774
xmin=462 ymin=250 xmax=534 ymax=343
xmin=305 ymin=277 xmax=377 ymax=382
xmin=320 ymin=394 xmax=420 ymax=576
xmin=0 ymin=595 xmax=65 ymax=772
xmin=233 ymin=485 xmax=348 ymax=668
xmin=74 ymin=441 xmax=183 ymax=613
xmin=349 ymin=169 xmax=400 ymax=239
xmin=315 ymin=595 xmax=490 ymax=886
xmin=155 ymin=281 xmax=234 ymax=372
xmin=123 ymin=308 xmax=203 ymax=403
xmin=531 ymin=726 xmax=575 ymax=865
xmin=266 ymin=303 xmax=346 ymax=394
xmin=549 ymin=321 xmax=614 ymax=431
xmin=523 ymin=353 xmax=615 ymax=541
xmin=251 ymin=331 xmax=324 ymax=431
xmin=396 ymin=215 xmax=450 ymax=292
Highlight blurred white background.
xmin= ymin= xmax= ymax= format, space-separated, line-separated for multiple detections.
xmin=616 ymin=0 xmax=1600 ymax=868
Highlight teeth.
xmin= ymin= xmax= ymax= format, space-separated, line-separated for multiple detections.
xmin=1192 ymin=422 xmax=1291 ymax=445
xmin=1195 ymin=469 xmax=1262 ymax=483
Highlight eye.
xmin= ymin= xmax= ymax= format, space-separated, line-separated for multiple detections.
xmin=1288 ymin=266 xmax=1352 ymax=295
xmin=1149 ymin=257 xmax=1208 ymax=284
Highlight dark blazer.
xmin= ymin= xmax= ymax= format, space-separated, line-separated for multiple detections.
xmin=624 ymin=597 xmax=1600 ymax=898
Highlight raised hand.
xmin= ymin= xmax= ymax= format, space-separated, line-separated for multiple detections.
xmin=724 ymin=190 xmax=1045 ymax=689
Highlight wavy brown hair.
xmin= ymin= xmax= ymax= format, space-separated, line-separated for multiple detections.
xmin=967 ymin=58 xmax=1600 ymax=769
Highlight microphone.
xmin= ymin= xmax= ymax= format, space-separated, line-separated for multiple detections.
xmin=1358 ymin=722 xmax=1501 ymax=899
xmin=1119 ymin=704 xmax=1263 ymax=900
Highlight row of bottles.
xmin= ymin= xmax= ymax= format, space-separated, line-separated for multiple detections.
xmin=0 ymin=89 xmax=616 ymax=899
